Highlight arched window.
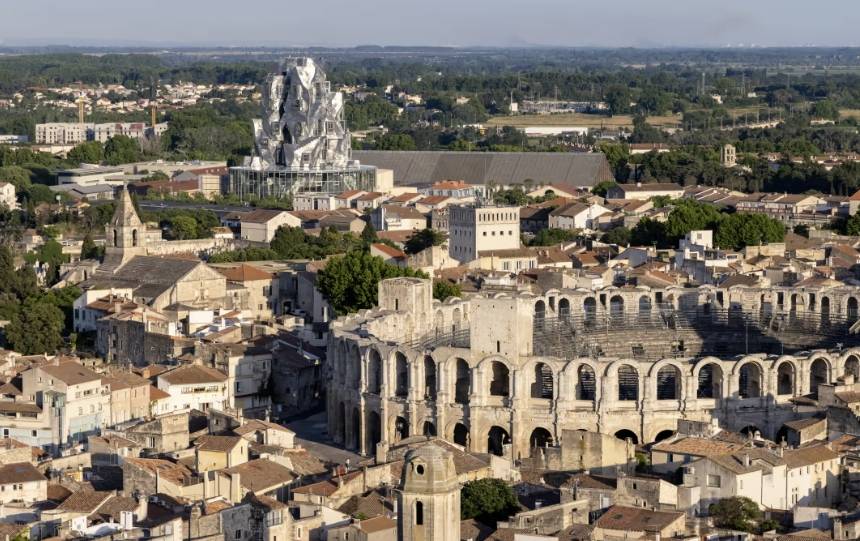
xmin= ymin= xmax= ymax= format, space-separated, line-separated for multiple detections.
xmin=132 ymin=229 xmax=138 ymax=247
xmin=113 ymin=229 xmax=118 ymax=247
xmin=810 ymin=359 xmax=829 ymax=397
xmin=534 ymin=300 xmax=546 ymax=331
xmin=577 ymin=365 xmax=596 ymax=401
xmin=776 ymin=362 xmax=794 ymax=396
xmin=696 ymin=363 xmax=722 ymax=399
xmin=395 ymin=353 xmax=408 ymax=398
xmin=821 ymin=297 xmax=831 ymax=328
xmin=368 ymin=350 xmax=382 ymax=394
xmin=583 ymin=298 xmax=597 ymax=326
xmin=455 ymin=359 xmax=470 ymax=404
xmin=610 ymin=296 xmax=624 ymax=322
xmin=531 ymin=363 xmax=553 ymax=399
xmin=489 ymin=362 xmax=510 ymax=397
xmin=656 ymin=365 xmax=680 ymax=400
xmin=453 ymin=423 xmax=468 ymax=447
xmin=850 ymin=297 xmax=859 ymax=323
xmin=487 ymin=426 xmax=510 ymax=456
xmin=617 ymin=365 xmax=639 ymax=401
xmin=846 ymin=355 xmax=860 ymax=380
xmin=559 ymin=298 xmax=570 ymax=321
xmin=424 ymin=356 xmax=437 ymax=400
xmin=415 ymin=501 xmax=423 ymax=525
xmin=739 ymin=363 xmax=762 ymax=399
xmin=529 ymin=427 xmax=553 ymax=451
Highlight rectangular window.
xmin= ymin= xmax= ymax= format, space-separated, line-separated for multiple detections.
xmin=707 ymin=475 xmax=721 ymax=488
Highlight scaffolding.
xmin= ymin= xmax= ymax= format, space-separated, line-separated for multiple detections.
xmin=228 ymin=164 xmax=377 ymax=200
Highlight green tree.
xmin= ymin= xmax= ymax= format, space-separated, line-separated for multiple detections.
xmin=708 ymin=497 xmax=762 ymax=532
xmin=67 ymin=141 xmax=104 ymax=164
xmin=316 ymin=250 xmax=427 ymax=315
xmin=715 ymin=212 xmax=785 ymax=250
xmin=167 ymin=215 xmax=199 ymax=240
xmin=360 ymin=221 xmax=379 ymax=245
xmin=493 ymin=187 xmax=529 ymax=206
xmin=404 ymin=228 xmax=446 ymax=255
xmin=5 ymin=295 xmax=65 ymax=355
xmin=529 ymin=228 xmax=578 ymax=246
xmin=845 ymin=211 xmax=860 ymax=236
xmin=375 ymin=133 xmax=417 ymax=151
xmin=591 ymin=180 xmax=618 ymax=198
xmin=631 ymin=218 xmax=669 ymax=247
xmin=601 ymin=226 xmax=632 ymax=246
xmin=80 ymin=232 xmax=103 ymax=260
xmin=811 ymin=100 xmax=840 ymax=121
xmin=433 ymin=280 xmax=461 ymax=301
xmin=460 ymin=478 xmax=519 ymax=523
xmin=103 ymin=135 xmax=141 ymax=165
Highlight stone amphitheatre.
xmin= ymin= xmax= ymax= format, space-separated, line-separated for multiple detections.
xmin=327 ymin=277 xmax=860 ymax=461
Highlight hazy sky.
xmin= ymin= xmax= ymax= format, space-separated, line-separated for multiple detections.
xmin=1 ymin=0 xmax=858 ymax=48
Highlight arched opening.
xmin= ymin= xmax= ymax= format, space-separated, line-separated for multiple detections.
xmin=846 ymin=355 xmax=860 ymax=380
xmin=395 ymin=352 xmax=408 ymax=398
xmin=351 ymin=408 xmax=361 ymax=451
xmin=656 ymin=365 xmax=681 ymax=400
xmin=810 ymin=358 xmax=829 ymax=397
xmin=850 ymin=297 xmax=859 ymax=323
xmin=654 ymin=430 xmax=675 ymax=443
xmin=614 ymin=429 xmax=638 ymax=444
xmin=577 ymin=365 xmax=596 ymax=401
xmin=368 ymin=350 xmax=382 ymax=394
xmin=455 ymin=359 xmax=470 ymax=404
xmin=583 ymin=298 xmax=597 ymax=326
xmin=617 ymin=364 xmax=639 ymax=401
xmin=434 ymin=310 xmax=444 ymax=333
xmin=367 ymin=411 xmax=381 ymax=454
xmin=487 ymin=426 xmax=510 ymax=456
xmin=775 ymin=425 xmax=790 ymax=444
xmin=350 ymin=354 xmax=361 ymax=389
xmin=531 ymin=363 xmax=554 ymax=399
xmin=776 ymin=362 xmax=795 ymax=396
xmin=424 ymin=356 xmax=437 ymax=400
xmin=790 ymin=294 xmax=798 ymax=320
xmin=740 ymin=425 xmax=761 ymax=438
xmin=394 ymin=416 xmax=409 ymax=442
xmin=112 ymin=229 xmax=118 ymax=247
xmin=132 ymin=228 xmax=138 ymax=247
xmin=452 ymin=308 xmax=462 ymax=331
xmin=422 ymin=421 xmax=436 ymax=437
xmin=489 ymin=361 xmax=510 ymax=397
xmin=529 ymin=427 xmax=553 ymax=452
xmin=453 ymin=423 xmax=469 ymax=447
xmin=610 ymin=295 xmax=624 ymax=322
xmin=821 ymin=297 xmax=831 ymax=328
xmin=559 ymin=298 xmax=570 ymax=321
xmin=739 ymin=363 xmax=762 ymax=399
xmin=534 ymin=300 xmax=546 ymax=330
xmin=337 ymin=402 xmax=346 ymax=444
xmin=638 ymin=296 xmax=652 ymax=321
xmin=697 ymin=363 xmax=723 ymax=399
xmin=415 ymin=501 xmax=423 ymax=525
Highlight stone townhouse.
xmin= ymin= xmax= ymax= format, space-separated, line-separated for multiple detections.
xmin=0 ymin=462 xmax=47 ymax=504
xmin=156 ymin=364 xmax=229 ymax=414
xmin=0 ymin=402 xmax=53 ymax=449
xmin=102 ymin=370 xmax=151 ymax=426
xmin=20 ymin=360 xmax=110 ymax=445
xmin=198 ymin=342 xmax=272 ymax=418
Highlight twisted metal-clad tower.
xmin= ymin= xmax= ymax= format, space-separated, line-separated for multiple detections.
xmin=231 ymin=57 xmax=376 ymax=199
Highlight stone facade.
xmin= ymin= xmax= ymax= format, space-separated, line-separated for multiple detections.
xmin=328 ymin=278 xmax=860 ymax=462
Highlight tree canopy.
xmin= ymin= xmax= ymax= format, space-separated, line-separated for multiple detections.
xmin=708 ymin=497 xmax=763 ymax=533
xmin=460 ymin=478 xmax=519 ymax=524
xmin=316 ymin=250 xmax=427 ymax=315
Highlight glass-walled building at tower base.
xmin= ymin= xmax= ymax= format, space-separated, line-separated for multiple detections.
xmin=228 ymin=165 xmax=378 ymax=200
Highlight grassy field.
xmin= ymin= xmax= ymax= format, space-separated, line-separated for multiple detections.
xmin=839 ymin=108 xmax=860 ymax=120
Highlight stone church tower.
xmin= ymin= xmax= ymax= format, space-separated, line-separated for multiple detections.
xmin=398 ymin=444 xmax=460 ymax=541
xmin=98 ymin=186 xmax=146 ymax=274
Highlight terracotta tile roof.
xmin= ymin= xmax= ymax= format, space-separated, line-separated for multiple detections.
xmin=0 ymin=401 xmax=41 ymax=414
xmin=782 ymin=444 xmax=840 ymax=469
xmin=389 ymin=192 xmax=421 ymax=203
xmin=124 ymin=457 xmax=194 ymax=485
xmin=651 ymin=436 xmax=745 ymax=457
xmin=241 ymin=209 xmax=287 ymax=224
xmin=416 ymin=195 xmax=450 ymax=205
xmin=149 ymin=386 xmax=170 ymax=400
xmin=40 ymin=362 xmax=102 ymax=386
xmin=196 ymin=435 xmax=243 ymax=452
xmin=357 ymin=516 xmax=396 ymax=533
xmin=595 ymin=505 xmax=684 ymax=532
xmin=0 ymin=462 xmax=46 ymax=484
xmin=160 ymin=364 xmax=227 ymax=385
xmin=337 ymin=488 xmax=393 ymax=518
xmin=335 ymin=189 xmax=366 ymax=199
xmin=222 ymin=459 xmax=296 ymax=493
xmin=91 ymin=495 xmax=139 ymax=521
xmin=217 ymin=264 xmax=274 ymax=282
xmin=58 ymin=489 xmax=113 ymax=512
xmin=371 ymin=243 xmax=407 ymax=259
xmin=431 ymin=180 xmax=470 ymax=190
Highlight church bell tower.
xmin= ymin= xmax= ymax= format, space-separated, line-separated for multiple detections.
xmin=398 ymin=444 xmax=461 ymax=541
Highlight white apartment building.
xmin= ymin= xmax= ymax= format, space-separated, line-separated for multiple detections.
xmin=0 ymin=182 xmax=17 ymax=210
xmin=20 ymin=361 xmax=110 ymax=445
xmin=35 ymin=123 xmax=88 ymax=145
xmin=156 ymin=364 xmax=228 ymax=414
xmin=448 ymin=205 xmax=520 ymax=263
